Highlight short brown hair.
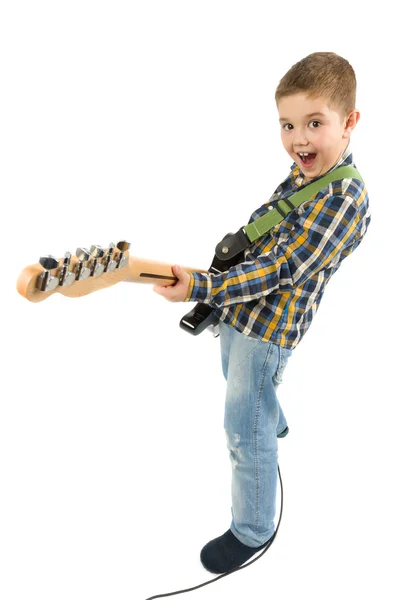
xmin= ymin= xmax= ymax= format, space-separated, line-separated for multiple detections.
xmin=275 ymin=52 xmax=356 ymax=119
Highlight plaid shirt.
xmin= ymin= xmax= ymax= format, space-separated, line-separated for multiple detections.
xmin=185 ymin=145 xmax=371 ymax=349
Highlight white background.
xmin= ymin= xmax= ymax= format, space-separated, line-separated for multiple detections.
xmin=1 ymin=2 xmax=399 ymax=599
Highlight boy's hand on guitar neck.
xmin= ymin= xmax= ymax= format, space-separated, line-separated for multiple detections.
xmin=153 ymin=265 xmax=191 ymax=302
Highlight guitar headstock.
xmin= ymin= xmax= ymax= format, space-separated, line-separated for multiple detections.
xmin=17 ymin=241 xmax=132 ymax=303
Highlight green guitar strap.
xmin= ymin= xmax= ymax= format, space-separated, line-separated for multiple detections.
xmin=244 ymin=165 xmax=363 ymax=243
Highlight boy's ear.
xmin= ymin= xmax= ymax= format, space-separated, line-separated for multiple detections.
xmin=343 ymin=109 xmax=360 ymax=138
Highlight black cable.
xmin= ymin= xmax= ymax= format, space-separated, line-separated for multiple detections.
xmin=144 ymin=463 xmax=283 ymax=599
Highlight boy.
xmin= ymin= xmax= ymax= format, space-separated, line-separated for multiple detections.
xmin=153 ymin=52 xmax=371 ymax=574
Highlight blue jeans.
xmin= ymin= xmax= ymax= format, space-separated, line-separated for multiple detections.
xmin=219 ymin=320 xmax=292 ymax=548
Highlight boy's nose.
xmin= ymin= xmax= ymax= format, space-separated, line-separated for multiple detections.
xmin=293 ymin=128 xmax=308 ymax=146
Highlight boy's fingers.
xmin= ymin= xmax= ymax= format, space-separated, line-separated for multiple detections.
xmin=153 ymin=266 xmax=189 ymax=302
xmin=172 ymin=264 xmax=190 ymax=284
xmin=172 ymin=265 xmax=181 ymax=278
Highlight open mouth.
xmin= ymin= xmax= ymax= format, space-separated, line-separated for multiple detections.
xmin=297 ymin=153 xmax=317 ymax=168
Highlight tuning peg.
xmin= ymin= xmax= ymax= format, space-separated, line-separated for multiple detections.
xmin=103 ymin=242 xmax=118 ymax=272
xmin=116 ymin=240 xmax=131 ymax=269
xmin=89 ymin=245 xmax=106 ymax=277
xmin=36 ymin=255 xmax=60 ymax=292
xmin=58 ymin=252 xmax=75 ymax=287
xmin=74 ymin=247 xmax=91 ymax=281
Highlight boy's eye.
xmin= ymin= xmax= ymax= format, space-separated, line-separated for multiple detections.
xmin=282 ymin=120 xmax=321 ymax=131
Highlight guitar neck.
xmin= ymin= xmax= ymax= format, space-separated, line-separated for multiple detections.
xmin=125 ymin=256 xmax=207 ymax=284
xmin=17 ymin=254 xmax=207 ymax=303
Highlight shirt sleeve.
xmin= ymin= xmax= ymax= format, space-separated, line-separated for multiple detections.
xmin=184 ymin=193 xmax=360 ymax=308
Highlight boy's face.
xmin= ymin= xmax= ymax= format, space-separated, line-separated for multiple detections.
xmin=277 ymin=93 xmax=359 ymax=182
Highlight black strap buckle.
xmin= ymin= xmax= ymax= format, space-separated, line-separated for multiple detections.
xmin=283 ymin=198 xmax=296 ymax=210
xmin=276 ymin=204 xmax=286 ymax=218
xmin=276 ymin=197 xmax=296 ymax=218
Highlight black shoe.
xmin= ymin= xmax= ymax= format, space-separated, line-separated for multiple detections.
xmin=200 ymin=529 xmax=269 ymax=574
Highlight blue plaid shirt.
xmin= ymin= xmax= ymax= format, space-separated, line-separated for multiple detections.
xmin=185 ymin=145 xmax=371 ymax=349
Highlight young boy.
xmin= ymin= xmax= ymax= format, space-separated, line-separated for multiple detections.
xmin=153 ymin=52 xmax=371 ymax=574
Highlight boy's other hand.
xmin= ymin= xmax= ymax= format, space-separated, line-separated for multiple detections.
xmin=153 ymin=265 xmax=191 ymax=302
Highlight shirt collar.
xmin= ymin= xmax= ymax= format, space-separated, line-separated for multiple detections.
xmin=289 ymin=143 xmax=353 ymax=188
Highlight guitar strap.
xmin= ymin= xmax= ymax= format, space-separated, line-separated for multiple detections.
xmin=214 ymin=165 xmax=363 ymax=261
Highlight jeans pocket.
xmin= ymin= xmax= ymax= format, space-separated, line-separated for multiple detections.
xmin=274 ymin=347 xmax=292 ymax=385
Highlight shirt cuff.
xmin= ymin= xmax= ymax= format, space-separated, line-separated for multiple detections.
xmin=184 ymin=272 xmax=213 ymax=303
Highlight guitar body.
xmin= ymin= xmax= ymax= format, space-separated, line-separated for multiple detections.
xmin=179 ymin=242 xmax=245 ymax=335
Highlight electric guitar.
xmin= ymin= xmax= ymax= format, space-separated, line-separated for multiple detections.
xmin=16 ymin=240 xmax=207 ymax=303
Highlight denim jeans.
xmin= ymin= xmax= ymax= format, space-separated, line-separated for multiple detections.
xmin=219 ymin=320 xmax=292 ymax=548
